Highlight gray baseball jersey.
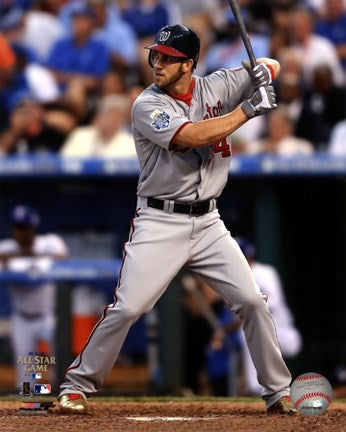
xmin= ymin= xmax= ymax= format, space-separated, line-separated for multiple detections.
xmin=132 ymin=67 xmax=251 ymax=202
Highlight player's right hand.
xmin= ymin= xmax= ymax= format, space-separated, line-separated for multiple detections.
xmin=242 ymin=60 xmax=272 ymax=88
xmin=241 ymin=86 xmax=277 ymax=119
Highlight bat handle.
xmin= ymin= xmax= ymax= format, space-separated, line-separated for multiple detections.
xmin=248 ymin=49 xmax=257 ymax=69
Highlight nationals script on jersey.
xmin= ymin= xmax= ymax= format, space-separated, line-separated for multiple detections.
xmin=132 ymin=67 xmax=252 ymax=202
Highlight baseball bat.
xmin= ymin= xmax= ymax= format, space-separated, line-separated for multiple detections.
xmin=227 ymin=0 xmax=257 ymax=68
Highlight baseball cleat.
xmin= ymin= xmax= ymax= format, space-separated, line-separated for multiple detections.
xmin=59 ymin=394 xmax=88 ymax=414
xmin=267 ymin=396 xmax=297 ymax=415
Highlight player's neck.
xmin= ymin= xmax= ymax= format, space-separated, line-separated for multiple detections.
xmin=164 ymin=74 xmax=193 ymax=96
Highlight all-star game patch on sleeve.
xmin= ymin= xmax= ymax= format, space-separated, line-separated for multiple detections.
xmin=132 ymin=95 xmax=191 ymax=151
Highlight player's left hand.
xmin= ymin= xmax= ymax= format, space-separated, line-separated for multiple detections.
xmin=242 ymin=60 xmax=272 ymax=88
xmin=241 ymin=85 xmax=277 ymax=119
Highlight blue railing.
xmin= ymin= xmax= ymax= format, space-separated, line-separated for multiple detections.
xmin=0 ymin=154 xmax=345 ymax=177
xmin=0 ymin=259 xmax=122 ymax=284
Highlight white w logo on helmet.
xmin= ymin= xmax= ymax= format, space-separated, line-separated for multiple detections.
xmin=159 ymin=31 xmax=171 ymax=42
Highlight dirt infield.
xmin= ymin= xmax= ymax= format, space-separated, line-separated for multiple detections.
xmin=0 ymin=400 xmax=345 ymax=432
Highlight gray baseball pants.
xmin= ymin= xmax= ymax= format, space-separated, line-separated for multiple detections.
xmin=59 ymin=203 xmax=291 ymax=407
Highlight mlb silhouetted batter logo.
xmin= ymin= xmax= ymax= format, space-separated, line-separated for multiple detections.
xmin=34 ymin=384 xmax=51 ymax=394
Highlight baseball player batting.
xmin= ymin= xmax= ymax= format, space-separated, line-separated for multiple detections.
xmin=59 ymin=24 xmax=296 ymax=415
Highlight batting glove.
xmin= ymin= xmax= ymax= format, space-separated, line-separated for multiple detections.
xmin=242 ymin=60 xmax=272 ymax=88
xmin=241 ymin=86 xmax=277 ymax=119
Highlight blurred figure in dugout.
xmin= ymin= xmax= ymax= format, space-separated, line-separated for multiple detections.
xmin=0 ymin=205 xmax=68 ymax=388
xmin=181 ymin=272 xmax=242 ymax=396
xmin=182 ymin=237 xmax=302 ymax=396
xmin=234 ymin=237 xmax=302 ymax=395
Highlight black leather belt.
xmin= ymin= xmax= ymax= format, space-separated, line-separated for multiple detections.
xmin=147 ymin=197 xmax=211 ymax=216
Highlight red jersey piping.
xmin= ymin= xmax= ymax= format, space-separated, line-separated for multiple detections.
xmin=169 ymin=121 xmax=192 ymax=151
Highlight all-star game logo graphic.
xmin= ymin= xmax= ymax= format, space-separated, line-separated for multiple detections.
xmin=150 ymin=109 xmax=171 ymax=131
xmin=17 ymin=354 xmax=56 ymax=414
xmin=17 ymin=352 xmax=55 ymax=398
xmin=17 ymin=351 xmax=56 ymax=374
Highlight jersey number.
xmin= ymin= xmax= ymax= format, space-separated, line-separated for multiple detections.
xmin=212 ymin=138 xmax=231 ymax=158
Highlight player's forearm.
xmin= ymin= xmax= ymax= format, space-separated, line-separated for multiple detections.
xmin=256 ymin=58 xmax=281 ymax=79
xmin=174 ymin=106 xmax=248 ymax=149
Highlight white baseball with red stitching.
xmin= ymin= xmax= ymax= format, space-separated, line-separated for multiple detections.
xmin=290 ymin=372 xmax=333 ymax=416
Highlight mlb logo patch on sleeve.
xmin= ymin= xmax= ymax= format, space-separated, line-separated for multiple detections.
xmin=34 ymin=384 xmax=51 ymax=394
xmin=150 ymin=109 xmax=171 ymax=131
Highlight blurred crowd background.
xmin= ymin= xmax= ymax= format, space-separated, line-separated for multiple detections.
xmin=0 ymin=0 xmax=346 ymax=397
xmin=0 ymin=0 xmax=345 ymax=156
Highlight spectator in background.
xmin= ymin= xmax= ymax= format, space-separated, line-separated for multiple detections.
xmin=100 ymin=69 xmax=127 ymax=97
xmin=125 ymin=84 xmax=145 ymax=131
xmin=270 ymin=0 xmax=294 ymax=59
xmin=59 ymin=0 xmax=138 ymax=71
xmin=46 ymin=3 xmax=109 ymax=119
xmin=0 ymin=32 xmax=15 ymax=74
xmin=290 ymin=6 xmax=345 ymax=86
xmin=0 ymin=95 xmax=74 ymax=154
xmin=47 ymin=4 xmax=109 ymax=83
xmin=99 ymin=69 xmax=144 ymax=131
xmin=328 ymin=118 xmax=346 ymax=155
xmin=296 ymin=64 xmax=346 ymax=149
xmin=171 ymin=0 xmax=214 ymax=25
xmin=315 ymin=0 xmax=346 ymax=70
xmin=61 ymin=95 xmax=136 ymax=158
xmin=0 ymin=9 xmax=37 ymax=127
xmin=121 ymin=0 xmax=169 ymax=39
xmin=0 ymin=6 xmax=60 ymax=113
xmin=10 ymin=43 xmax=60 ymax=104
xmin=88 ymin=0 xmax=138 ymax=70
xmin=0 ymin=34 xmax=16 ymax=128
xmin=276 ymin=48 xmax=304 ymax=122
xmin=0 ymin=7 xmax=27 ymax=47
xmin=184 ymin=7 xmax=214 ymax=78
xmin=247 ymin=105 xmax=314 ymax=155
xmin=22 ymin=0 xmax=65 ymax=63
xmin=205 ymin=9 xmax=269 ymax=73
xmin=0 ymin=205 xmax=68 ymax=388
xmin=0 ymin=0 xmax=34 ymax=12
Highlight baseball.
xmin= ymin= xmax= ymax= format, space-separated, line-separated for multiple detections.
xmin=290 ymin=372 xmax=333 ymax=416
